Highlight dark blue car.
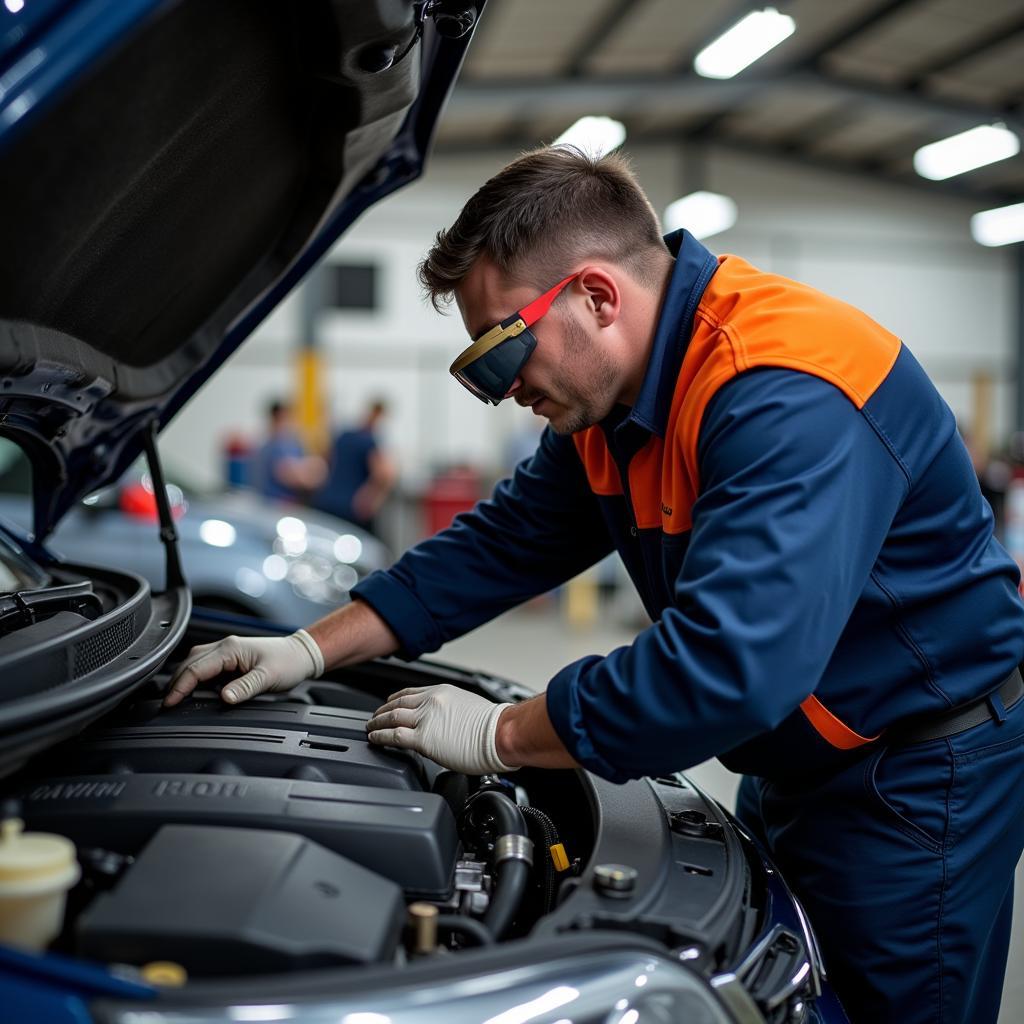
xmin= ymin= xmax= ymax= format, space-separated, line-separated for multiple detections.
xmin=0 ymin=2 xmax=846 ymax=1022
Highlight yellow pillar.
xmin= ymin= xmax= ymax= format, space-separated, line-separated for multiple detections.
xmin=295 ymin=347 xmax=328 ymax=455
xmin=970 ymin=371 xmax=993 ymax=464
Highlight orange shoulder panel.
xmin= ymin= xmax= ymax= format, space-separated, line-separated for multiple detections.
xmin=573 ymin=426 xmax=623 ymax=496
xmin=698 ymin=255 xmax=902 ymax=409
xmin=672 ymin=254 xmax=902 ymax=515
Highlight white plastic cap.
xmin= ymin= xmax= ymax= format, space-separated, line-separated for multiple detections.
xmin=0 ymin=818 xmax=80 ymax=896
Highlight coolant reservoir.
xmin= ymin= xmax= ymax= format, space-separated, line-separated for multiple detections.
xmin=0 ymin=816 xmax=80 ymax=951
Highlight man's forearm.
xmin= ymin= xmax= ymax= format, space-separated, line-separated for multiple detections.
xmin=307 ymin=599 xmax=399 ymax=671
xmin=496 ymin=693 xmax=579 ymax=769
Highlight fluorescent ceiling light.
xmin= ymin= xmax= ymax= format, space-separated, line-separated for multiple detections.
xmin=694 ymin=7 xmax=795 ymax=79
xmin=971 ymin=201 xmax=1024 ymax=247
xmin=664 ymin=191 xmax=738 ymax=240
xmin=913 ymin=124 xmax=1019 ymax=181
xmin=552 ymin=116 xmax=626 ymax=158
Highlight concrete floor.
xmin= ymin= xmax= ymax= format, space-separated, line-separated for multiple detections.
xmin=440 ymin=602 xmax=1024 ymax=1024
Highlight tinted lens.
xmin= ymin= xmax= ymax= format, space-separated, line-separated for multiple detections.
xmin=453 ymin=370 xmax=496 ymax=405
xmin=454 ymin=329 xmax=537 ymax=404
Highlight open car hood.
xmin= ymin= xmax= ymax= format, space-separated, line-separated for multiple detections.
xmin=0 ymin=0 xmax=479 ymax=541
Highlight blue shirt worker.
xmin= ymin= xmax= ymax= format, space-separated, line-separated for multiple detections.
xmin=253 ymin=399 xmax=325 ymax=503
xmin=315 ymin=399 xmax=397 ymax=534
xmin=166 ymin=147 xmax=1024 ymax=1024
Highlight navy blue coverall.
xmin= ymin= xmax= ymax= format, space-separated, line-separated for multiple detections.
xmin=353 ymin=231 xmax=1024 ymax=1023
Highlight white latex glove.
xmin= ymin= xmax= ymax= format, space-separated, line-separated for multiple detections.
xmin=366 ymin=684 xmax=517 ymax=775
xmin=162 ymin=630 xmax=325 ymax=707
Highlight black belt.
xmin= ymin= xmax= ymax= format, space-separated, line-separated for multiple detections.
xmin=890 ymin=668 xmax=1024 ymax=746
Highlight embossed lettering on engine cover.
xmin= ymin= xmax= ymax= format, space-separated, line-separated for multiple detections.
xmin=151 ymin=779 xmax=248 ymax=798
xmin=30 ymin=781 xmax=126 ymax=800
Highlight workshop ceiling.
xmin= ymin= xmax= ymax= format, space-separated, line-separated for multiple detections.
xmin=438 ymin=0 xmax=1024 ymax=203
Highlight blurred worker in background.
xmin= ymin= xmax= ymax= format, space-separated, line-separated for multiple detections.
xmin=253 ymin=399 xmax=326 ymax=504
xmin=314 ymin=399 xmax=397 ymax=536
xmin=167 ymin=147 xmax=1024 ymax=1024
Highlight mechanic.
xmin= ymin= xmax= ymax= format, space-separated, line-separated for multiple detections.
xmin=165 ymin=147 xmax=1024 ymax=1024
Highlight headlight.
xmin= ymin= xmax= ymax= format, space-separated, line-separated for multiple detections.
xmin=260 ymin=524 xmax=367 ymax=606
xmin=199 ymin=520 xmax=237 ymax=548
xmin=286 ymin=551 xmax=358 ymax=605
xmin=333 ymin=534 xmax=363 ymax=564
xmin=108 ymin=949 xmax=736 ymax=1024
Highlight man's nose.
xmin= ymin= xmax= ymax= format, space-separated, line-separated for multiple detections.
xmin=504 ymin=377 xmax=522 ymax=400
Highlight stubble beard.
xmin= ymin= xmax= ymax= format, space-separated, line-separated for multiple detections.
xmin=545 ymin=312 xmax=619 ymax=436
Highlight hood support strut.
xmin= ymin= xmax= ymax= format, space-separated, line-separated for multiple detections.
xmin=142 ymin=420 xmax=186 ymax=592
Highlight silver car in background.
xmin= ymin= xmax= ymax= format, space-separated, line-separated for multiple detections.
xmin=0 ymin=441 xmax=390 ymax=628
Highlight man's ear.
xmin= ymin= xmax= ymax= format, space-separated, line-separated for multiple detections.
xmin=577 ymin=266 xmax=620 ymax=327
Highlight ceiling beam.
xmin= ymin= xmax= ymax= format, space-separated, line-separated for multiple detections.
xmin=445 ymin=69 xmax=1024 ymax=137
xmin=794 ymin=0 xmax=921 ymax=71
xmin=902 ymin=13 xmax=1024 ymax=90
xmin=685 ymin=0 xmax=921 ymax=140
xmin=710 ymin=132 xmax=1017 ymax=204
xmin=433 ymin=128 xmax=1019 ymax=206
xmin=562 ymin=0 xmax=636 ymax=78
xmin=777 ymin=101 xmax=868 ymax=153
xmin=667 ymin=1 xmax=789 ymax=140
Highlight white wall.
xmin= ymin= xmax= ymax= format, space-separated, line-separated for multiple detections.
xmin=160 ymin=144 xmax=1017 ymax=489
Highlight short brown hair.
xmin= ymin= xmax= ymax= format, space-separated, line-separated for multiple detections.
xmin=418 ymin=146 xmax=666 ymax=313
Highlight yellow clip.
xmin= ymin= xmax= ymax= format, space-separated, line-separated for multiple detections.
xmin=140 ymin=961 xmax=188 ymax=987
xmin=549 ymin=843 xmax=570 ymax=872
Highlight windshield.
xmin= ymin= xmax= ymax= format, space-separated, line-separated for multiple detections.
xmin=0 ymin=439 xmax=49 ymax=590
xmin=0 ymin=523 xmax=50 ymax=593
xmin=0 ymin=438 xmax=31 ymax=497
xmin=0 ymin=438 xmax=208 ymax=504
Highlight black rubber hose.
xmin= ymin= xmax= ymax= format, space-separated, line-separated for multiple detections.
xmin=436 ymin=913 xmax=494 ymax=947
xmin=464 ymin=786 xmax=526 ymax=837
xmin=485 ymin=859 xmax=530 ymax=938
xmin=521 ymin=805 xmax=560 ymax=913
xmin=463 ymin=789 xmax=531 ymax=940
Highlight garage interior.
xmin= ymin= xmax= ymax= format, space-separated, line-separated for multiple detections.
xmin=172 ymin=0 xmax=1024 ymax=510
xmin=153 ymin=2 xmax=1024 ymax=1015
xmin=156 ymin=4 xmax=1024 ymax=1017
xmin=3 ymin=0 xmax=1024 ymax=1019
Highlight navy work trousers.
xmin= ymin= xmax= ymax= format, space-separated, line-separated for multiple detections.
xmin=736 ymin=692 xmax=1024 ymax=1024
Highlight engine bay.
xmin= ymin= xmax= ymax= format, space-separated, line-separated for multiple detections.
xmin=0 ymin=619 xmax=770 ymax=996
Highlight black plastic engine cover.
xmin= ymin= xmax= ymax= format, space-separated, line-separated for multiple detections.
xmin=110 ymin=697 xmax=377 ymax=742
xmin=19 ymin=774 xmax=458 ymax=899
xmin=47 ymin=721 xmax=423 ymax=789
xmin=77 ymin=825 xmax=405 ymax=973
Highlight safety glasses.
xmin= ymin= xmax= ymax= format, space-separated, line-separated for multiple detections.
xmin=449 ymin=273 xmax=579 ymax=405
